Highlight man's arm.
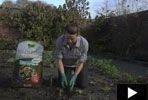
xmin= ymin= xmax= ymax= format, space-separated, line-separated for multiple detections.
xmin=55 ymin=38 xmax=68 ymax=88
xmin=55 ymin=59 xmax=65 ymax=74
xmin=55 ymin=38 xmax=65 ymax=74
xmin=75 ymin=63 xmax=84 ymax=75
xmin=69 ymin=39 xmax=88 ymax=91
xmin=75 ymin=39 xmax=89 ymax=75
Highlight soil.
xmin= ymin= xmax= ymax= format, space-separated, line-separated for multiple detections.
xmin=0 ymin=63 xmax=117 ymax=100
xmin=0 ymin=50 xmax=147 ymax=100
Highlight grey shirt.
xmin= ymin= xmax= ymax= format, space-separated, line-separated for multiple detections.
xmin=55 ymin=35 xmax=89 ymax=67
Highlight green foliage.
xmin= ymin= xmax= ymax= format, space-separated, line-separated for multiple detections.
xmin=0 ymin=0 xmax=90 ymax=50
xmin=121 ymin=73 xmax=138 ymax=83
xmin=91 ymin=12 xmax=144 ymax=57
xmin=91 ymin=58 xmax=120 ymax=79
xmin=43 ymin=51 xmax=55 ymax=68
xmin=65 ymin=0 xmax=90 ymax=19
xmin=16 ymin=2 xmax=57 ymax=49
xmin=1 ymin=0 xmax=14 ymax=8
xmin=89 ymin=57 xmax=138 ymax=83
xmin=87 ymin=16 xmax=111 ymax=53
xmin=101 ymin=85 xmax=112 ymax=94
xmin=95 ymin=16 xmax=106 ymax=32
xmin=0 ymin=39 xmax=17 ymax=50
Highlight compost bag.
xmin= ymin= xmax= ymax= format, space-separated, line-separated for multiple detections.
xmin=13 ymin=41 xmax=43 ymax=87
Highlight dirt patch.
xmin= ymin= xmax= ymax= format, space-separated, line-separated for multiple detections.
xmin=0 ymin=64 xmax=117 ymax=100
xmin=0 ymin=50 xmax=146 ymax=100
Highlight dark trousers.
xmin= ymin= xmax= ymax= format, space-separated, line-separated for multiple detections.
xmin=58 ymin=65 xmax=88 ymax=89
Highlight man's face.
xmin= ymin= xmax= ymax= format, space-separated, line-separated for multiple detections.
xmin=65 ymin=33 xmax=77 ymax=46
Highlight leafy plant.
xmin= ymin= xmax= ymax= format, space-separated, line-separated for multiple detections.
xmin=89 ymin=57 xmax=139 ymax=83
xmin=91 ymin=58 xmax=120 ymax=78
xmin=0 ymin=0 xmax=90 ymax=50
xmin=43 ymin=51 xmax=55 ymax=68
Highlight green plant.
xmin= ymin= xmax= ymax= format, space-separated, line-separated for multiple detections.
xmin=91 ymin=59 xmax=120 ymax=79
xmin=121 ymin=73 xmax=138 ymax=83
xmin=0 ymin=39 xmax=17 ymax=50
xmin=89 ymin=57 xmax=139 ymax=83
xmin=0 ymin=0 xmax=90 ymax=50
xmin=43 ymin=51 xmax=55 ymax=67
xmin=101 ymin=85 xmax=111 ymax=94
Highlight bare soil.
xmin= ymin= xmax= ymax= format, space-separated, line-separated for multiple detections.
xmin=0 ymin=62 xmax=117 ymax=100
xmin=0 ymin=50 xmax=147 ymax=100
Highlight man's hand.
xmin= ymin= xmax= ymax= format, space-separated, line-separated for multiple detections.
xmin=61 ymin=73 xmax=68 ymax=88
xmin=69 ymin=73 xmax=77 ymax=91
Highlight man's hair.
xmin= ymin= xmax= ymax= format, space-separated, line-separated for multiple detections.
xmin=65 ymin=23 xmax=79 ymax=35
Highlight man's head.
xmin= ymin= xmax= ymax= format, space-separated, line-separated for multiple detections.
xmin=65 ymin=24 xmax=79 ymax=46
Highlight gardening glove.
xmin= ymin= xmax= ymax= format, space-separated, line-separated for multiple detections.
xmin=61 ymin=73 xmax=68 ymax=88
xmin=69 ymin=73 xmax=77 ymax=91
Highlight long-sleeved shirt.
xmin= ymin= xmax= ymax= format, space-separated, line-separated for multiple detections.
xmin=55 ymin=35 xmax=89 ymax=67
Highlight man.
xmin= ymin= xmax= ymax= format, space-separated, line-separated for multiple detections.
xmin=55 ymin=23 xmax=89 ymax=91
